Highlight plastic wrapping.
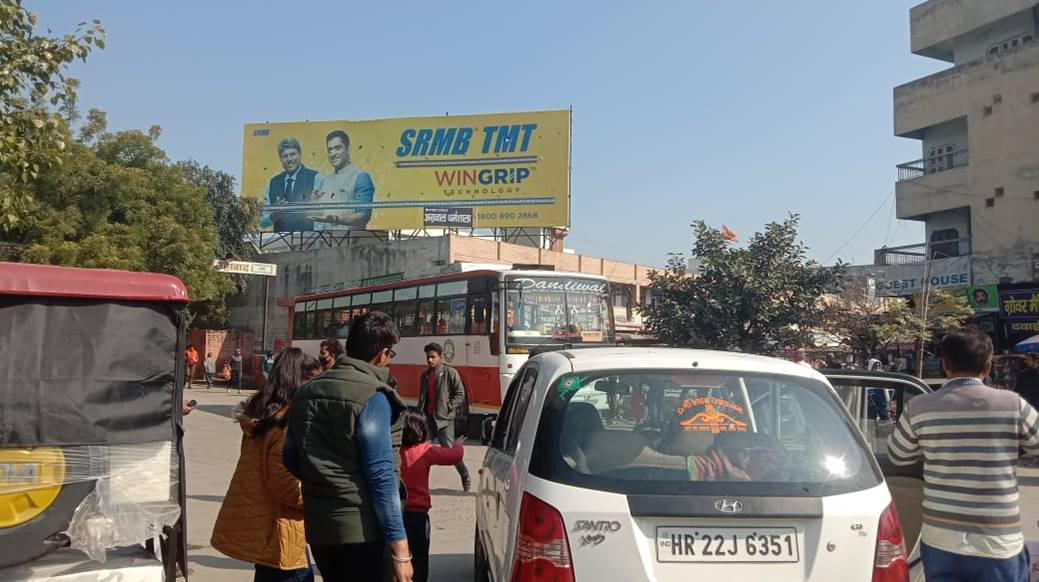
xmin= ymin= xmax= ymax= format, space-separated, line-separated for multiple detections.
xmin=0 ymin=441 xmax=181 ymax=563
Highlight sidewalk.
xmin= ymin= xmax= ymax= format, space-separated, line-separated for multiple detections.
xmin=180 ymin=383 xmax=479 ymax=581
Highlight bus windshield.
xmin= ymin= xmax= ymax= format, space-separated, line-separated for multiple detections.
xmin=504 ymin=275 xmax=614 ymax=346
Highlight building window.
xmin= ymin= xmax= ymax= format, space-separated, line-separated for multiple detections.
xmin=1034 ymin=191 xmax=1039 ymax=201
xmin=926 ymin=144 xmax=955 ymax=173
xmin=995 ymin=186 xmax=1005 ymax=197
xmin=983 ymin=105 xmax=993 ymax=116
xmin=930 ymin=229 xmax=960 ymax=259
xmin=993 ymin=94 xmax=1003 ymax=105
xmin=985 ymin=197 xmax=995 ymax=208
xmin=1032 ymin=92 xmax=1039 ymax=103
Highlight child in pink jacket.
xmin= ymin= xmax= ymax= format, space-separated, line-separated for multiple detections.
xmin=400 ymin=407 xmax=464 ymax=582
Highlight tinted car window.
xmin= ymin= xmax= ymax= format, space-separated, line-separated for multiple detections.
xmin=504 ymin=366 xmax=539 ymax=454
xmin=529 ymin=370 xmax=881 ymax=497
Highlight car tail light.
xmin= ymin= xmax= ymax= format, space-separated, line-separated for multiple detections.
xmin=511 ymin=492 xmax=574 ymax=582
xmin=872 ymin=502 xmax=909 ymax=582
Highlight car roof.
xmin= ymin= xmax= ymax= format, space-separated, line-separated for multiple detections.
xmin=536 ymin=346 xmax=827 ymax=380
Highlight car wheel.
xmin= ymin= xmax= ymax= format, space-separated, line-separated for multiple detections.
xmin=474 ymin=526 xmax=491 ymax=582
xmin=0 ymin=479 xmax=96 ymax=568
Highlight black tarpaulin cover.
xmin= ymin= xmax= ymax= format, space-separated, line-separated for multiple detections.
xmin=0 ymin=298 xmax=178 ymax=447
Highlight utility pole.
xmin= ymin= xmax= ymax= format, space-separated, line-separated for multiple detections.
xmin=914 ymin=242 xmax=933 ymax=379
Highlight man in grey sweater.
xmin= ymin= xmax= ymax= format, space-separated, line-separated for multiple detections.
xmin=887 ymin=327 xmax=1039 ymax=581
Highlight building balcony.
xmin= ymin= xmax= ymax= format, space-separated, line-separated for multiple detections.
xmin=896 ymin=38 xmax=1039 ymax=137
xmin=874 ymin=238 xmax=972 ymax=266
xmin=910 ymin=0 xmax=1036 ymax=62
xmin=895 ymin=162 xmax=972 ymax=221
xmin=896 ymin=149 xmax=969 ymax=182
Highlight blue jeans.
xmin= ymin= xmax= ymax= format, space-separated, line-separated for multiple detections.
xmin=921 ymin=543 xmax=1030 ymax=582
xmin=253 ymin=563 xmax=313 ymax=582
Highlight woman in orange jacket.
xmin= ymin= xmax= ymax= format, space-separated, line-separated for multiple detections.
xmin=211 ymin=348 xmax=320 ymax=582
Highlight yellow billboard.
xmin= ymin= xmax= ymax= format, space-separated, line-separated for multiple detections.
xmin=242 ymin=109 xmax=570 ymax=232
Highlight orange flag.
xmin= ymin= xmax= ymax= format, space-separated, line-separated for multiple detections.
xmin=721 ymin=225 xmax=738 ymax=242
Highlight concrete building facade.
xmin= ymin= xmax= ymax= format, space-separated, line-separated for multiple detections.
xmin=893 ymin=0 xmax=1039 ymax=285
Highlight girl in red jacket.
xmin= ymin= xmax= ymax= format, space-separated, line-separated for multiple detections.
xmin=400 ymin=407 xmax=464 ymax=582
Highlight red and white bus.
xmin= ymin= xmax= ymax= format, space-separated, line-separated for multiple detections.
xmin=285 ymin=268 xmax=615 ymax=423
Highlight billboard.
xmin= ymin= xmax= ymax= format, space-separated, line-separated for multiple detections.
xmin=242 ymin=109 xmax=570 ymax=232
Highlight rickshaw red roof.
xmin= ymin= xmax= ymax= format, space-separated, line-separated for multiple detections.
xmin=0 ymin=262 xmax=190 ymax=302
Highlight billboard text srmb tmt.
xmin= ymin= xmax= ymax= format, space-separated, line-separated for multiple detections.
xmin=242 ymin=109 xmax=570 ymax=232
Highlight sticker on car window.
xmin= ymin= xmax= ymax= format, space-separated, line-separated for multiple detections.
xmin=557 ymin=375 xmax=589 ymax=398
xmin=675 ymin=397 xmax=748 ymax=434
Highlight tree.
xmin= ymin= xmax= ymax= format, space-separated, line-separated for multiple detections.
xmin=176 ymin=160 xmax=262 ymax=328
xmin=0 ymin=0 xmax=105 ymax=230
xmin=642 ymin=214 xmax=843 ymax=353
xmin=177 ymin=160 xmax=260 ymax=260
xmin=3 ymin=113 xmax=236 ymax=324
xmin=823 ymin=280 xmax=974 ymax=369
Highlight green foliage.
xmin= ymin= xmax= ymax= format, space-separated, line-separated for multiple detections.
xmin=177 ymin=160 xmax=261 ymax=260
xmin=643 ymin=214 xmax=843 ymax=353
xmin=824 ymin=281 xmax=974 ymax=357
xmin=0 ymin=0 xmax=104 ymax=230
xmin=3 ymin=115 xmax=237 ymax=324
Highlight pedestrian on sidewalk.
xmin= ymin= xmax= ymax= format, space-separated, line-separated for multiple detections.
xmin=230 ymin=348 xmax=244 ymax=395
xmin=318 ymin=338 xmax=343 ymax=373
xmin=203 ymin=352 xmax=216 ymax=388
xmin=211 ymin=348 xmax=322 ymax=582
xmin=417 ymin=342 xmax=471 ymax=491
xmin=184 ymin=344 xmax=199 ymax=390
xmin=284 ymin=311 xmax=413 ymax=582
xmin=400 ymin=407 xmax=464 ymax=582
xmin=887 ymin=327 xmax=1039 ymax=582
xmin=1014 ymin=354 xmax=1039 ymax=409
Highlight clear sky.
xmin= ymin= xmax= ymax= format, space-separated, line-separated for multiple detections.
xmin=29 ymin=1 xmax=945 ymax=268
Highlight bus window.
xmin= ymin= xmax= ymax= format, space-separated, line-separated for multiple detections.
xmin=332 ymin=298 xmax=352 ymax=339
xmin=435 ymin=300 xmax=451 ymax=334
xmin=293 ymin=309 xmax=305 ymax=340
xmin=419 ymin=284 xmax=436 ymax=299
xmin=303 ymin=311 xmax=316 ymax=340
xmin=394 ymin=287 xmax=417 ymax=301
xmin=418 ymin=300 xmax=436 ymax=335
xmin=469 ymin=295 xmax=490 ymax=334
xmin=316 ymin=298 xmax=333 ymax=337
xmin=397 ymin=300 xmax=418 ymax=336
xmin=437 ymin=280 xmax=468 ymax=297
xmin=372 ymin=290 xmax=393 ymax=304
xmin=448 ymin=297 xmax=466 ymax=334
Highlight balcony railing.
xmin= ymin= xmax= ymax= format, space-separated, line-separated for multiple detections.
xmin=896 ymin=149 xmax=969 ymax=182
xmin=874 ymin=238 xmax=972 ymax=266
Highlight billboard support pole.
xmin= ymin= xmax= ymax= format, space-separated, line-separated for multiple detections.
xmin=262 ymin=277 xmax=270 ymax=352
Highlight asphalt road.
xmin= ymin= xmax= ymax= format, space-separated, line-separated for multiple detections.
xmin=181 ymin=385 xmax=477 ymax=581
xmin=181 ymin=382 xmax=1039 ymax=581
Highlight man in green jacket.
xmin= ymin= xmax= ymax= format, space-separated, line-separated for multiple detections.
xmin=284 ymin=311 xmax=413 ymax=582
xmin=417 ymin=342 xmax=470 ymax=491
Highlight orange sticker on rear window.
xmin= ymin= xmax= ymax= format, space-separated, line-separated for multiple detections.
xmin=675 ymin=397 xmax=748 ymax=434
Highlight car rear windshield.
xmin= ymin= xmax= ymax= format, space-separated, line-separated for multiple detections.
xmin=528 ymin=370 xmax=881 ymax=497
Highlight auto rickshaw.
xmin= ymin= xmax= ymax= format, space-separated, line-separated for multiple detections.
xmin=0 ymin=262 xmax=189 ymax=580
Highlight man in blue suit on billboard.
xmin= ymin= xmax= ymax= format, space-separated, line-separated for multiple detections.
xmin=309 ymin=130 xmax=374 ymax=231
xmin=263 ymin=137 xmax=318 ymax=231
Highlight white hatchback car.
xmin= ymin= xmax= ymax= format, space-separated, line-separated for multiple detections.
xmin=474 ymin=347 xmax=929 ymax=582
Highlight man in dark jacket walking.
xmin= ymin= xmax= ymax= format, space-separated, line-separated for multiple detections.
xmin=1016 ymin=354 xmax=1039 ymax=410
xmin=417 ymin=342 xmax=470 ymax=491
xmin=284 ymin=312 xmax=413 ymax=582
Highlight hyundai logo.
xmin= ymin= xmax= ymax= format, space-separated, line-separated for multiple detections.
xmin=714 ymin=498 xmax=744 ymax=513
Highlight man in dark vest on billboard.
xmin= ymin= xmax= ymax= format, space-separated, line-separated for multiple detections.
xmin=265 ymin=137 xmax=317 ymax=231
